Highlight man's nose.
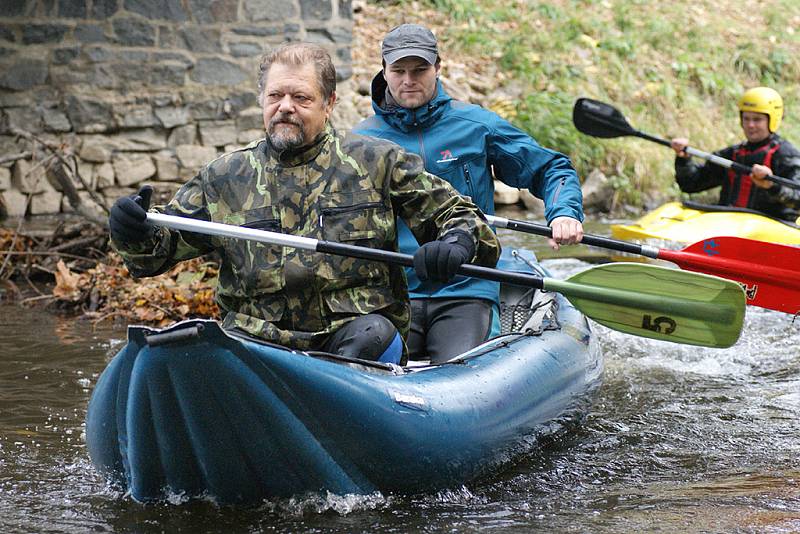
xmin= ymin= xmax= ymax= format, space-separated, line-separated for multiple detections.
xmin=277 ymin=95 xmax=295 ymax=112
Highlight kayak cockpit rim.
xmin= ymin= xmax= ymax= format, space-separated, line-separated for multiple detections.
xmin=124 ymin=251 xmax=560 ymax=375
xmin=682 ymin=200 xmax=800 ymax=229
xmin=125 ymin=295 xmax=559 ymax=376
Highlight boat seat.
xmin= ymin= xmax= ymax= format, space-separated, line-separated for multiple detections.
xmin=499 ymin=285 xmax=557 ymax=336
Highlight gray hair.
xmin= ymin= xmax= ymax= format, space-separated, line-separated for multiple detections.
xmin=257 ymin=42 xmax=337 ymax=104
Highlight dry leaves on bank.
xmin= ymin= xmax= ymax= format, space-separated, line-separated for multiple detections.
xmin=2 ymin=223 xmax=220 ymax=325
xmin=51 ymin=255 xmax=220 ymax=326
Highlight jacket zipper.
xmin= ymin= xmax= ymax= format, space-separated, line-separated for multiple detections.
xmin=242 ymin=218 xmax=280 ymax=231
xmin=417 ymin=129 xmax=426 ymax=166
xmin=551 ymin=177 xmax=565 ymax=205
xmin=463 ymin=164 xmax=475 ymax=198
xmin=319 ymin=202 xmax=385 ymax=228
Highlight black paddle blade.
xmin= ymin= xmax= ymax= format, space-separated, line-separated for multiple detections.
xmin=572 ymin=98 xmax=636 ymax=138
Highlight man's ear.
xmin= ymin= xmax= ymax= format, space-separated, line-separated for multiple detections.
xmin=325 ymin=91 xmax=337 ymax=118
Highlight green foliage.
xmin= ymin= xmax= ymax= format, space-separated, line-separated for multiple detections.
xmin=598 ymin=37 xmax=635 ymax=60
xmin=514 ymin=92 xmax=605 ymax=177
xmin=414 ymin=0 xmax=800 ymax=209
xmin=608 ymin=173 xmax=642 ymax=206
xmin=428 ymin=0 xmax=485 ymax=21
xmin=536 ymin=3 xmax=562 ymax=19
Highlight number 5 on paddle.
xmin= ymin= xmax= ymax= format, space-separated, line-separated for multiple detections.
xmin=549 ymin=263 xmax=745 ymax=348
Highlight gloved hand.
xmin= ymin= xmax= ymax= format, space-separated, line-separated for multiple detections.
xmin=109 ymin=185 xmax=155 ymax=244
xmin=413 ymin=230 xmax=475 ymax=282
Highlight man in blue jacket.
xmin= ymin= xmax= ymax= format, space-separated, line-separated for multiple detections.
xmin=354 ymin=23 xmax=584 ymax=364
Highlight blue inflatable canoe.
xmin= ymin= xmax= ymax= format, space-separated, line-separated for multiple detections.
xmin=85 ymin=249 xmax=602 ymax=504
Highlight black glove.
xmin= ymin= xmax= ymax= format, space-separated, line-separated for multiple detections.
xmin=413 ymin=230 xmax=475 ymax=282
xmin=109 ymin=185 xmax=154 ymax=244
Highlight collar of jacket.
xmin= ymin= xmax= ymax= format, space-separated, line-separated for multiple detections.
xmin=265 ymin=122 xmax=333 ymax=167
xmin=369 ymin=71 xmax=450 ymax=132
xmin=742 ymin=133 xmax=781 ymax=151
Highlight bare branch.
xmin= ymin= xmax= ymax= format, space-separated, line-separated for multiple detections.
xmin=0 ymin=250 xmax=101 ymax=262
xmin=45 ymin=158 xmax=108 ymax=227
xmin=0 ymin=151 xmax=32 ymax=165
xmin=11 ymin=126 xmax=110 ymax=219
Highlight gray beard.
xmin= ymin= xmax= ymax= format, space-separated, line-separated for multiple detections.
xmin=268 ymin=118 xmax=306 ymax=151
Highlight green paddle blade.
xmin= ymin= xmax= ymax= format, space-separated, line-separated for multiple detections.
xmin=544 ymin=263 xmax=746 ymax=348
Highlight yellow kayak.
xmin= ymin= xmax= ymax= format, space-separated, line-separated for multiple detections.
xmin=612 ymin=201 xmax=800 ymax=245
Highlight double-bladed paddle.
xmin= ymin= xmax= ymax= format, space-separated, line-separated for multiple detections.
xmin=572 ymin=97 xmax=800 ymax=191
xmin=146 ymin=212 xmax=745 ymax=348
xmin=487 ymin=214 xmax=800 ymax=315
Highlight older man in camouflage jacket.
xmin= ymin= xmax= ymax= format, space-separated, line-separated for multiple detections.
xmin=108 ymin=42 xmax=500 ymax=365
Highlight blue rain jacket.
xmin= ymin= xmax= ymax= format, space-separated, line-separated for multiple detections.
xmin=354 ymin=73 xmax=583 ymax=304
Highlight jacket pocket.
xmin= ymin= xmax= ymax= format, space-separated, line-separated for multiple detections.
xmin=218 ymin=206 xmax=284 ymax=296
xmin=434 ymin=158 xmax=484 ymax=203
xmin=318 ymin=189 xmax=390 ymax=285
xmin=323 ymin=284 xmax=397 ymax=319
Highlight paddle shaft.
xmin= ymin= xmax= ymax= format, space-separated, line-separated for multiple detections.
xmin=487 ymin=212 xmax=790 ymax=281
xmin=633 ymin=130 xmax=800 ymax=190
xmin=489 ymin=212 xmax=776 ymax=287
xmin=488 ymin=214 xmax=791 ymax=276
xmin=146 ymin=213 xmax=544 ymax=290
xmin=487 ymin=214 xmax=659 ymax=258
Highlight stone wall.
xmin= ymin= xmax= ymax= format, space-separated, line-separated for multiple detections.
xmin=0 ymin=0 xmax=353 ymax=219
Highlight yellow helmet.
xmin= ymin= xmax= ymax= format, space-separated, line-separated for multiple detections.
xmin=738 ymin=87 xmax=783 ymax=132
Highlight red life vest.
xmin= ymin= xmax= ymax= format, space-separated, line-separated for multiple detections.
xmin=727 ymin=140 xmax=781 ymax=207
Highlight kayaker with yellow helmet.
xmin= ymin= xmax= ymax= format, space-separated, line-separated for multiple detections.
xmin=670 ymin=87 xmax=800 ymax=221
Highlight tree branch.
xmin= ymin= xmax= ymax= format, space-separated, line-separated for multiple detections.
xmin=45 ymin=158 xmax=108 ymax=227
xmin=0 ymin=151 xmax=32 ymax=165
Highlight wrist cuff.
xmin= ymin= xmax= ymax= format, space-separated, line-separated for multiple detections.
xmin=439 ymin=229 xmax=476 ymax=260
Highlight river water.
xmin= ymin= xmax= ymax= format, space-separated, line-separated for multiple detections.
xmin=1 ymin=217 xmax=799 ymax=533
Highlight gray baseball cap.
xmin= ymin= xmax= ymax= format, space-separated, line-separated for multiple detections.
xmin=381 ymin=24 xmax=438 ymax=65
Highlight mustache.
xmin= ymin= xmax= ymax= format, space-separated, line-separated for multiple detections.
xmin=269 ymin=113 xmax=302 ymax=129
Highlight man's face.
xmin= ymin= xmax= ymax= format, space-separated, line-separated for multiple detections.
xmin=383 ymin=56 xmax=440 ymax=110
xmin=741 ymin=111 xmax=771 ymax=144
xmin=261 ymin=62 xmax=335 ymax=151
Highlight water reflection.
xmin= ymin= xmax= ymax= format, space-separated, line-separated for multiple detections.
xmin=1 ymin=216 xmax=799 ymax=532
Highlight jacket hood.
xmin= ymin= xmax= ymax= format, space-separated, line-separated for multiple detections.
xmin=369 ymin=70 xmax=451 ymax=132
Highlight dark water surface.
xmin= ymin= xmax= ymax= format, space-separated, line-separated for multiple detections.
xmin=1 ymin=221 xmax=799 ymax=533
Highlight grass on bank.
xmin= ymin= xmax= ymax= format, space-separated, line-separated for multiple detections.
xmin=411 ymin=0 xmax=800 ymax=210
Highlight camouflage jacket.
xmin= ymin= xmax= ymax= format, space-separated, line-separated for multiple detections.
xmin=115 ymin=124 xmax=500 ymax=351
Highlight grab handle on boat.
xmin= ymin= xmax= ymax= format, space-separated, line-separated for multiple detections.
xmin=145 ymin=324 xmax=204 ymax=347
